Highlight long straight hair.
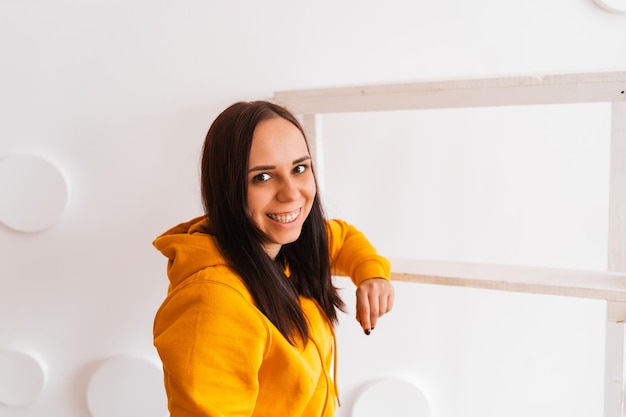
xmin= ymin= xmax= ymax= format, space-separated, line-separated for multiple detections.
xmin=200 ymin=101 xmax=345 ymax=344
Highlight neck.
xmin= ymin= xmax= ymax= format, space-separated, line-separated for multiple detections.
xmin=263 ymin=243 xmax=281 ymax=260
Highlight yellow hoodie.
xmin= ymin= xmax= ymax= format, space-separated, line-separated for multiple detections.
xmin=153 ymin=216 xmax=391 ymax=417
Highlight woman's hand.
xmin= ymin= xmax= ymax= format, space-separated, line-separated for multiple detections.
xmin=355 ymin=278 xmax=395 ymax=335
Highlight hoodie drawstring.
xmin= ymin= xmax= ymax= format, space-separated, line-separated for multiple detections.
xmin=309 ymin=324 xmax=340 ymax=415
xmin=330 ymin=324 xmax=340 ymax=407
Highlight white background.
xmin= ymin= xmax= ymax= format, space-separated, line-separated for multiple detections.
xmin=1 ymin=1 xmax=624 ymax=416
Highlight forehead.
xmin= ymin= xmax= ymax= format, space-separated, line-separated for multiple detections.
xmin=249 ymin=117 xmax=309 ymax=163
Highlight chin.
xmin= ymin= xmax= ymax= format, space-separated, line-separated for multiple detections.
xmin=273 ymin=231 xmax=303 ymax=246
xmin=280 ymin=235 xmax=302 ymax=246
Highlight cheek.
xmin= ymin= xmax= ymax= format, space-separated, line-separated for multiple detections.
xmin=306 ymin=177 xmax=317 ymax=199
xmin=303 ymin=177 xmax=317 ymax=207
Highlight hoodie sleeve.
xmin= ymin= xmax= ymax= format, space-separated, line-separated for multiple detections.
xmin=326 ymin=219 xmax=391 ymax=286
xmin=153 ymin=268 xmax=269 ymax=417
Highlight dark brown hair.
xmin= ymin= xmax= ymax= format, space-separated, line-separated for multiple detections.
xmin=200 ymin=100 xmax=344 ymax=344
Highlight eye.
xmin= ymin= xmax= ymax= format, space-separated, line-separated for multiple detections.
xmin=293 ymin=164 xmax=308 ymax=174
xmin=252 ymin=173 xmax=272 ymax=183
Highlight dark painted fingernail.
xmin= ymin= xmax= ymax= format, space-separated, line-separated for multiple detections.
xmin=370 ymin=327 xmax=375 ymax=330
xmin=364 ymin=329 xmax=371 ymax=335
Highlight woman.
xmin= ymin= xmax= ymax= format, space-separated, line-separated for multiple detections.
xmin=153 ymin=101 xmax=394 ymax=417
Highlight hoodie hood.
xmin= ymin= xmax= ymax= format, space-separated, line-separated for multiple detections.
xmin=153 ymin=216 xmax=229 ymax=290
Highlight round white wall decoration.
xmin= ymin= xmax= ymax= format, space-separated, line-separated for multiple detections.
xmin=0 ymin=349 xmax=46 ymax=406
xmin=0 ymin=154 xmax=69 ymax=232
xmin=351 ymin=377 xmax=431 ymax=417
xmin=592 ymin=0 xmax=626 ymax=13
xmin=87 ymin=355 xmax=167 ymax=417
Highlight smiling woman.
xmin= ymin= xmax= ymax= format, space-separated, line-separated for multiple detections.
xmin=152 ymin=100 xmax=395 ymax=417
xmin=247 ymin=117 xmax=317 ymax=259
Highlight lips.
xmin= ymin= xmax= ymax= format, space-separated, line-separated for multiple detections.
xmin=266 ymin=208 xmax=300 ymax=223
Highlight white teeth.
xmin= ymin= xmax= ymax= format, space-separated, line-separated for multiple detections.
xmin=267 ymin=210 xmax=299 ymax=223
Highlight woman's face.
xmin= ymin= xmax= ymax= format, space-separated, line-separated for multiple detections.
xmin=247 ymin=117 xmax=316 ymax=259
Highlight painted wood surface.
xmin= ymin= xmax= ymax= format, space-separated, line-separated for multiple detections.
xmin=275 ymin=71 xmax=626 ymax=114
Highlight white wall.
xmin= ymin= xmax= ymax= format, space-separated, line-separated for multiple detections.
xmin=0 ymin=1 xmax=624 ymax=416
xmin=321 ymin=103 xmax=611 ymax=271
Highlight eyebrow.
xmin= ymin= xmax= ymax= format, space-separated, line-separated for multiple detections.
xmin=248 ymin=155 xmax=312 ymax=173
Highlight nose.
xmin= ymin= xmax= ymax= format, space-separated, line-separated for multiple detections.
xmin=276 ymin=177 xmax=299 ymax=202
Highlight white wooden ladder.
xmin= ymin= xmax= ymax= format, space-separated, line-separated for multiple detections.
xmin=274 ymin=71 xmax=626 ymax=416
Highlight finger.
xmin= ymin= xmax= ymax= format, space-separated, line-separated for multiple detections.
xmin=368 ymin=291 xmax=380 ymax=330
xmin=376 ymin=294 xmax=388 ymax=320
xmin=355 ymin=288 xmax=372 ymax=334
xmin=375 ymin=283 xmax=393 ymax=316
xmin=386 ymin=287 xmax=395 ymax=313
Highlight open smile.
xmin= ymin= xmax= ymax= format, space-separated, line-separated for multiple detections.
xmin=266 ymin=208 xmax=301 ymax=224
